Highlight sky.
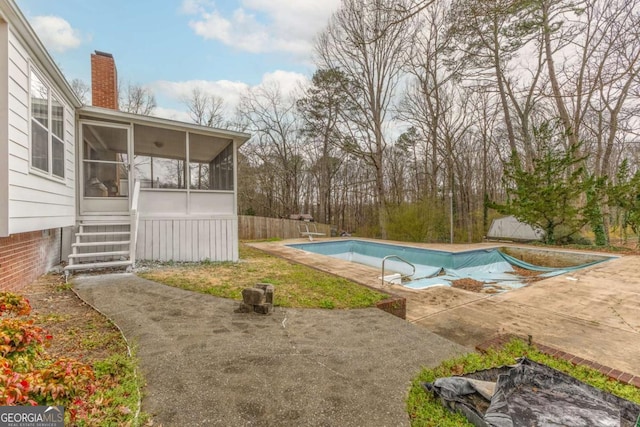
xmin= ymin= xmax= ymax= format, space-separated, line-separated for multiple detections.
xmin=15 ymin=0 xmax=342 ymax=121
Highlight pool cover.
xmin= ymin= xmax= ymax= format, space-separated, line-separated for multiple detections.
xmin=288 ymin=240 xmax=612 ymax=291
xmin=403 ymin=249 xmax=600 ymax=290
xmin=423 ymin=358 xmax=640 ymax=427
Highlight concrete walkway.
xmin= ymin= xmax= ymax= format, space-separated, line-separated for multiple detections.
xmin=73 ymin=274 xmax=468 ymax=426
xmin=251 ymin=239 xmax=640 ymax=378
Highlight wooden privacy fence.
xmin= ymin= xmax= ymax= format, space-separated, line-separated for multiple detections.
xmin=239 ymin=216 xmax=333 ymax=240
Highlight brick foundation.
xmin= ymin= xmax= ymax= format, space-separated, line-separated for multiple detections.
xmin=0 ymin=229 xmax=61 ymax=292
xmin=376 ymin=296 xmax=406 ymax=319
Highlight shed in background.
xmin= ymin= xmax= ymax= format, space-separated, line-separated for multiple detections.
xmin=487 ymin=216 xmax=544 ymax=242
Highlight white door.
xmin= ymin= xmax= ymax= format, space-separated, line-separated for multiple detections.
xmin=80 ymin=121 xmax=131 ymax=215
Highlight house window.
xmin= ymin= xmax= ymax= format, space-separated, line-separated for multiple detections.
xmin=30 ymin=68 xmax=65 ymax=179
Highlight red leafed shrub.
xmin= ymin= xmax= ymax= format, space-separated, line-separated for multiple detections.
xmin=0 ymin=357 xmax=96 ymax=412
xmin=0 ymin=319 xmax=47 ymax=357
xmin=0 ymin=292 xmax=32 ymax=317
xmin=31 ymin=358 xmax=96 ymax=401
xmin=0 ymin=359 xmax=37 ymax=405
xmin=0 ymin=290 xmax=98 ymax=424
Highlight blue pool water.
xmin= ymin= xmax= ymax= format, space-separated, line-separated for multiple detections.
xmin=288 ymin=240 xmax=610 ymax=291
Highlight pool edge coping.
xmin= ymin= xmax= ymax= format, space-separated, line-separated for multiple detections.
xmin=477 ymin=334 xmax=640 ymax=389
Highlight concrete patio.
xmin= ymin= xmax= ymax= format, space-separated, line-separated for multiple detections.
xmin=73 ymin=274 xmax=468 ymax=426
xmin=251 ymin=239 xmax=640 ymax=378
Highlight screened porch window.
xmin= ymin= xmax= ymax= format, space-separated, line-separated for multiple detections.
xmin=189 ymin=134 xmax=233 ymax=191
xmin=133 ymin=125 xmax=186 ymax=189
xmin=82 ymin=123 xmax=129 ymax=198
xmin=133 ymin=125 xmax=233 ymax=191
xmin=209 ymin=144 xmax=233 ymax=191
xmin=134 ymin=156 xmax=187 ymax=189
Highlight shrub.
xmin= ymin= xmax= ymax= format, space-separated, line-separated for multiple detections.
xmin=0 ymin=359 xmax=37 ymax=405
xmin=0 ymin=292 xmax=32 ymax=317
xmin=0 ymin=290 xmax=97 ymax=423
xmin=387 ymin=200 xmax=448 ymax=242
xmin=0 ymin=318 xmax=50 ymax=360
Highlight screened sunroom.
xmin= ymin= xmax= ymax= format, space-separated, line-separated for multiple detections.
xmin=75 ymin=106 xmax=250 ymax=262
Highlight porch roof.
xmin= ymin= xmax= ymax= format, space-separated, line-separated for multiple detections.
xmin=78 ymin=106 xmax=251 ymax=147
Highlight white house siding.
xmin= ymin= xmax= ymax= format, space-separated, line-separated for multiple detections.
xmin=138 ymin=191 xmax=234 ymax=216
xmin=6 ymin=27 xmax=75 ymax=235
xmin=189 ymin=192 xmax=234 ymax=215
xmin=136 ymin=217 xmax=238 ymax=262
xmin=138 ymin=191 xmax=189 ymax=216
xmin=1 ymin=21 xmax=10 ymax=236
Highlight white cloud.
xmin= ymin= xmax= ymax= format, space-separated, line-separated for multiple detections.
xmin=30 ymin=16 xmax=83 ymax=53
xmin=182 ymin=0 xmax=341 ymax=55
xmin=179 ymin=0 xmax=215 ymax=14
xmin=151 ymin=70 xmax=308 ymax=120
xmin=151 ymin=107 xmax=192 ymax=123
xmin=260 ymin=70 xmax=308 ymax=96
xmin=152 ymin=79 xmax=250 ymax=110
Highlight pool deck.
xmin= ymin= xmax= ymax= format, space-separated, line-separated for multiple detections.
xmin=249 ymin=238 xmax=640 ymax=378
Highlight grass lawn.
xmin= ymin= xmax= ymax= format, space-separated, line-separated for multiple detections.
xmin=407 ymin=339 xmax=640 ymax=426
xmin=138 ymin=243 xmax=388 ymax=309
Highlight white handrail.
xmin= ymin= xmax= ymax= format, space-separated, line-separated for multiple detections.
xmin=381 ymin=255 xmax=415 ymax=286
xmin=129 ymin=180 xmax=141 ymax=267
xmin=131 ymin=180 xmax=141 ymax=212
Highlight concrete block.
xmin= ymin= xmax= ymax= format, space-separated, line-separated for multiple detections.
xmin=253 ymin=303 xmax=273 ymax=315
xmin=234 ymin=302 xmax=254 ymax=313
xmin=256 ymin=283 xmax=274 ymax=304
xmin=242 ymin=288 xmax=265 ymax=305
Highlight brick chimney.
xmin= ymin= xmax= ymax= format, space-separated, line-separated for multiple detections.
xmin=91 ymin=51 xmax=118 ymax=110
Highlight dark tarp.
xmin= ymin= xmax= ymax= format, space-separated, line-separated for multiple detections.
xmin=423 ymin=358 xmax=640 ymax=427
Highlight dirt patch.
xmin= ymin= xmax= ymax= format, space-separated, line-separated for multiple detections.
xmin=511 ymin=265 xmax=544 ymax=283
xmin=452 ymin=278 xmax=485 ymax=293
xmin=22 ymin=273 xmax=126 ymax=362
xmin=502 ymin=247 xmax=610 ymax=268
xmin=451 ymin=266 xmax=546 ymax=293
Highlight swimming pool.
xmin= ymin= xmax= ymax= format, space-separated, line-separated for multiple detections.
xmin=288 ymin=240 xmax=612 ymax=291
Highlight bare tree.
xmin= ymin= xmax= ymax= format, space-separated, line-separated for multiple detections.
xmin=231 ymin=0 xmax=640 ymax=244
xmin=448 ymin=0 xmax=540 ymax=162
xmin=237 ymin=83 xmax=305 ymax=217
xmin=183 ymin=87 xmax=226 ymax=127
xmin=70 ymin=78 xmax=90 ymax=104
xmin=316 ymin=0 xmax=416 ymax=238
xmin=119 ymin=82 xmax=156 ymax=115
xmin=542 ymin=0 xmax=640 ymax=176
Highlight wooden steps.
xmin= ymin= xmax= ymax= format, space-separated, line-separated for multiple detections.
xmin=64 ymin=260 xmax=132 ymax=271
xmin=74 ymin=231 xmax=131 ymax=238
xmin=64 ymin=219 xmax=134 ymax=276
xmin=72 ymin=240 xmax=131 ymax=247
xmin=68 ymin=250 xmax=130 ymax=259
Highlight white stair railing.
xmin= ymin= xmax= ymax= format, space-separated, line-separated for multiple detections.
xmin=129 ymin=180 xmax=141 ymax=268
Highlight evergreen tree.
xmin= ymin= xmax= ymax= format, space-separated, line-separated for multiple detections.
xmin=297 ymin=68 xmax=354 ymax=224
xmin=492 ymin=122 xmax=596 ymax=244
xmin=609 ymin=160 xmax=640 ymax=245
